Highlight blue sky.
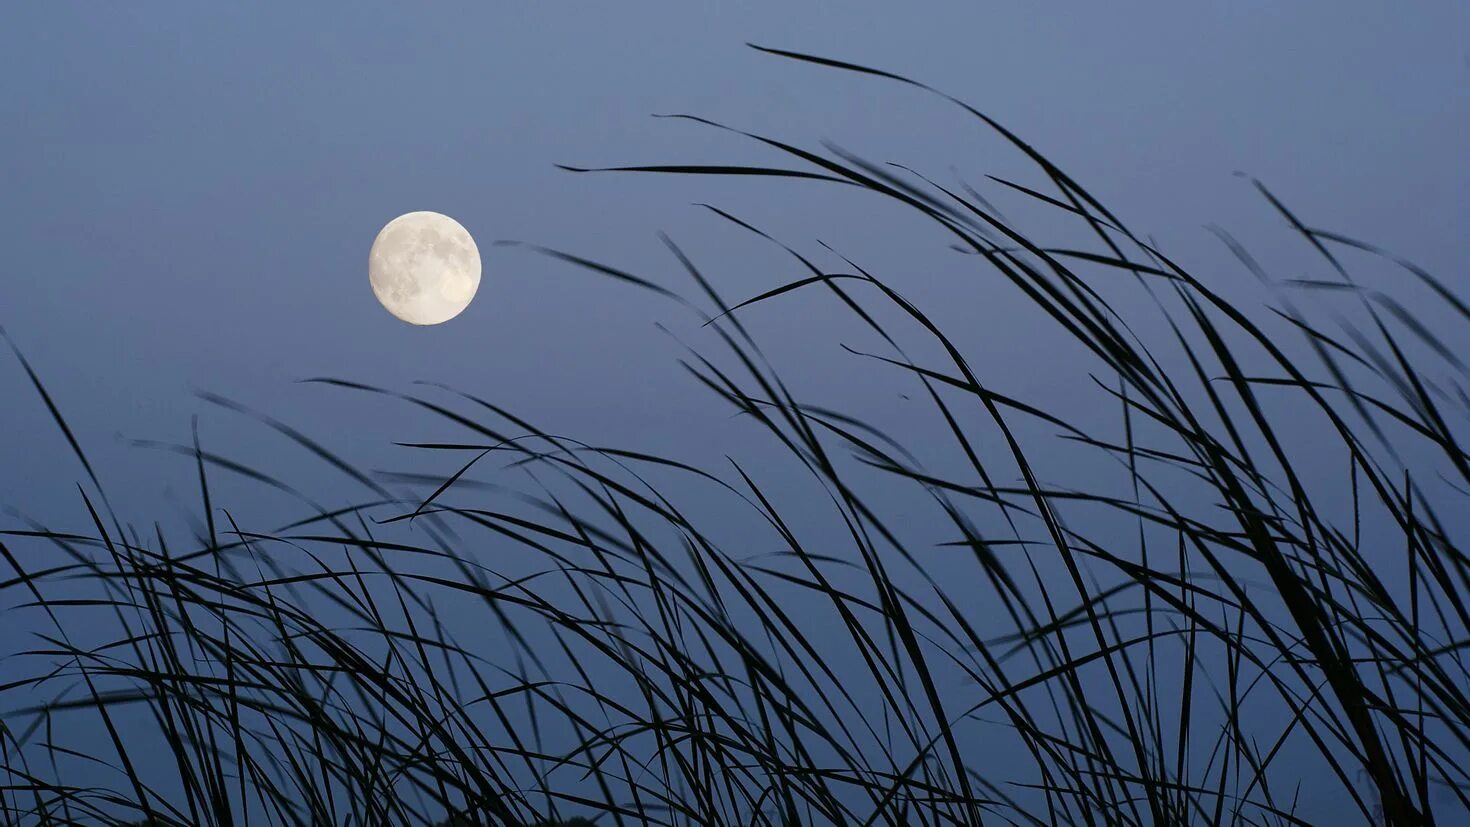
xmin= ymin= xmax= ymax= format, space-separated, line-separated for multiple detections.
xmin=2 ymin=3 xmax=1465 ymax=522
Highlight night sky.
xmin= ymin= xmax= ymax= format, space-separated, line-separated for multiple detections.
xmin=3 ymin=4 xmax=1465 ymax=520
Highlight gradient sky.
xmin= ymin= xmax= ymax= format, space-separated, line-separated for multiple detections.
xmin=1 ymin=3 xmax=1467 ymax=820
xmin=3 ymin=2 xmax=1466 ymax=518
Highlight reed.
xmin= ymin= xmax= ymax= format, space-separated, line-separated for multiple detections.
xmin=3 ymin=47 xmax=1466 ymax=826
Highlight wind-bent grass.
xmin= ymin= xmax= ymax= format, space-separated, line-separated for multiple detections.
xmin=3 ymin=47 xmax=1468 ymax=826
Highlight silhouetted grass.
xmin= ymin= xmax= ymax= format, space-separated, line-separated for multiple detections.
xmin=3 ymin=47 xmax=1468 ymax=826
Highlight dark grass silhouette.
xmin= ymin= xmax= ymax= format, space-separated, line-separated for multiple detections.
xmin=3 ymin=47 xmax=1468 ymax=825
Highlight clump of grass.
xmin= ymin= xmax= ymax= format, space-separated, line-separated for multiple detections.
xmin=3 ymin=46 xmax=1468 ymax=826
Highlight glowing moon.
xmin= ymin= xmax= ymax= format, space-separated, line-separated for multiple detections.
xmin=368 ymin=211 xmax=481 ymax=325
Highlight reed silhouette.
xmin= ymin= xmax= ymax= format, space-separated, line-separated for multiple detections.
xmin=3 ymin=47 xmax=1466 ymax=826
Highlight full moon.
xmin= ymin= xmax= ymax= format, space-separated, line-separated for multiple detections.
xmin=368 ymin=211 xmax=481 ymax=325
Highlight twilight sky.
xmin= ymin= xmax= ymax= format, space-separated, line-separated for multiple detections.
xmin=2 ymin=3 xmax=1466 ymax=526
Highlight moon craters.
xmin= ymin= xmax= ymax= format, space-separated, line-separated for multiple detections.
xmin=368 ymin=211 xmax=481 ymax=325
